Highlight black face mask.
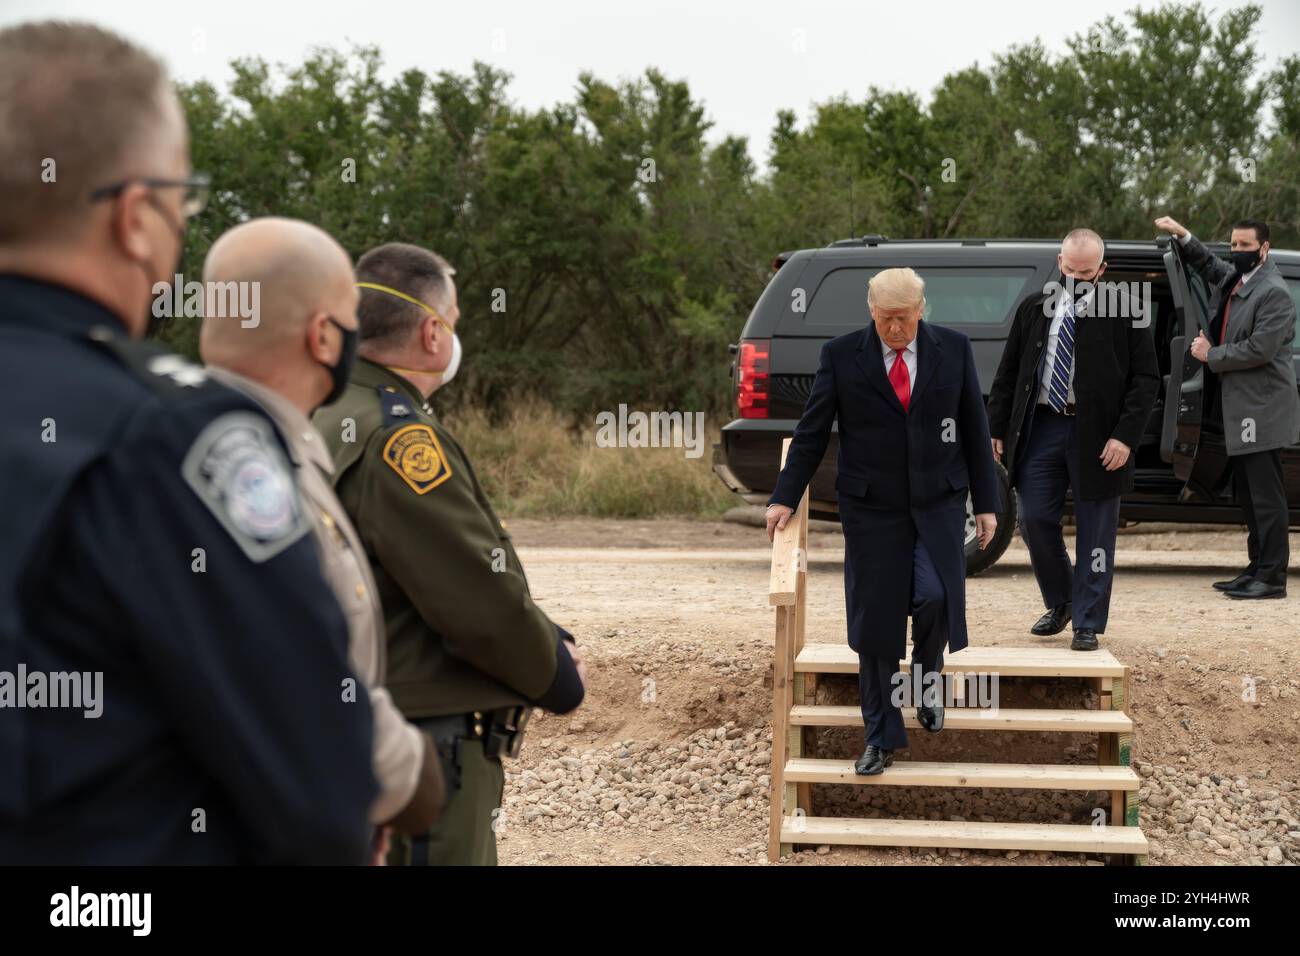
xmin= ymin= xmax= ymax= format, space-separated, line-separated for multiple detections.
xmin=1059 ymin=271 xmax=1100 ymax=299
xmin=319 ymin=316 xmax=358 ymax=407
xmin=1230 ymin=248 xmax=1262 ymax=274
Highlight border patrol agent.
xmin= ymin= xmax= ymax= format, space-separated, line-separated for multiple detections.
xmin=314 ymin=253 xmax=585 ymax=866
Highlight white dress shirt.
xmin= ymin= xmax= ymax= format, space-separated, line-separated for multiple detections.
xmin=881 ymin=333 xmax=918 ymax=385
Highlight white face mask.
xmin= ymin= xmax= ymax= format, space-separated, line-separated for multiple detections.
xmin=438 ymin=332 xmax=462 ymax=386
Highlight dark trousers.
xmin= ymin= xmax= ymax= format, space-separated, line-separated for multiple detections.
xmin=1232 ymin=448 xmax=1289 ymax=586
xmin=1016 ymin=406 xmax=1121 ymax=632
xmin=858 ymin=534 xmax=946 ymax=750
xmin=390 ymin=723 xmax=503 ymax=867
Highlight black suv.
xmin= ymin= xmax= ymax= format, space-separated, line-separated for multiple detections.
xmin=714 ymin=235 xmax=1300 ymax=574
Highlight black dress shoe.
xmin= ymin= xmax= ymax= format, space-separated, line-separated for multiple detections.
xmin=854 ymin=745 xmax=895 ymax=776
xmin=1070 ymin=627 xmax=1099 ymax=651
xmin=1213 ymin=572 xmax=1255 ymax=592
xmin=1224 ymin=580 xmax=1287 ymax=600
xmin=1031 ymin=603 xmax=1071 ymax=636
xmin=917 ymin=704 xmax=944 ymax=733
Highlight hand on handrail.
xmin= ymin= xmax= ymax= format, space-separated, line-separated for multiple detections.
xmin=766 ymin=504 xmax=794 ymax=542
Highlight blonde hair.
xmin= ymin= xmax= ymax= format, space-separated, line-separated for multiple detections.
xmin=867 ymin=267 xmax=926 ymax=311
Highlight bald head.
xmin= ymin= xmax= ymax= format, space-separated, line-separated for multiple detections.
xmin=1059 ymin=227 xmax=1107 ymax=282
xmin=201 ymin=218 xmax=359 ymax=413
xmin=1061 ymin=228 xmax=1105 ymax=269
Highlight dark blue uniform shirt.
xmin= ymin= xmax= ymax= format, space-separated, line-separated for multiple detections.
xmin=0 ymin=275 xmax=377 ymax=863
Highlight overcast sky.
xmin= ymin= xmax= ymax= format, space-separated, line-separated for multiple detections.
xmin=4 ymin=0 xmax=1297 ymax=168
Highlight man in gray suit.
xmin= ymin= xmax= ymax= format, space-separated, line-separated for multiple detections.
xmin=1156 ymin=215 xmax=1299 ymax=599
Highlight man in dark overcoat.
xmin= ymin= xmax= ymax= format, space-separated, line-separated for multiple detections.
xmin=767 ymin=267 xmax=1001 ymax=774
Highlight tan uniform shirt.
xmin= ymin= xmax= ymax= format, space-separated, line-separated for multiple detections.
xmin=208 ymin=367 xmax=422 ymax=823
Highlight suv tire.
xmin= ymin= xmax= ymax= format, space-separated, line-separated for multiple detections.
xmin=964 ymin=461 xmax=1016 ymax=577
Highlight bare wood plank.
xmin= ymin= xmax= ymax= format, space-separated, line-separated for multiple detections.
xmin=768 ymin=603 xmax=792 ymax=862
xmin=768 ymin=439 xmax=801 ymax=606
xmin=781 ymin=817 xmax=1148 ymax=854
xmin=1116 ymin=665 xmax=1133 ymax=767
xmin=783 ymin=757 xmax=1140 ymax=790
xmin=793 ymin=484 xmax=808 ymax=652
xmin=795 ymin=643 xmax=1126 ymax=677
xmin=788 ymin=704 xmax=1134 ymax=733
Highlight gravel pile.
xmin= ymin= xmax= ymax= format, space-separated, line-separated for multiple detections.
xmin=501 ymin=722 xmax=773 ymax=862
xmin=1136 ymin=761 xmax=1297 ymax=865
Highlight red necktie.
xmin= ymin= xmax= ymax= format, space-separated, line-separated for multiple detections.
xmin=1220 ymin=279 xmax=1244 ymax=345
xmin=889 ymin=348 xmax=910 ymax=411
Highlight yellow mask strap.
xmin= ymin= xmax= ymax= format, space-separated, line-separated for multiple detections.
xmin=385 ymin=364 xmax=436 ymax=378
xmin=355 ymin=281 xmax=454 ymax=332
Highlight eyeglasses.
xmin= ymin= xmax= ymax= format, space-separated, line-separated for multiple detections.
xmin=89 ymin=173 xmax=211 ymax=219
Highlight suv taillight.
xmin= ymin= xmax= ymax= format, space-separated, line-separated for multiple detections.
xmin=736 ymin=338 xmax=770 ymax=419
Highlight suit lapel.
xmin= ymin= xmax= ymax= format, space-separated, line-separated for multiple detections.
xmin=1029 ymin=294 xmax=1054 ymax=390
xmin=855 ymin=324 xmax=906 ymax=414
xmin=909 ymin=320 xmax=942 ymax=406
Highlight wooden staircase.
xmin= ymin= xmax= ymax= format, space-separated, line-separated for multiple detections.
xmin=767 ymin=441 xmax=1146 ymax=864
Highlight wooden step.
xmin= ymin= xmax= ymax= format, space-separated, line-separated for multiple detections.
xmin=794 ymin=644 xmax=1125 ymax=678
xmin=788 ymin=705 xmax=1133 ymax=733
xmin=780 ymin=816 xmax=1148 ymax=854
xmin=783 ymin=757 xmax=1139 ymax=790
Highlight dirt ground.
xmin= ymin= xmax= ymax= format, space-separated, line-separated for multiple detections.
xmin=492 ymin=517 xmax=1299 ymax=866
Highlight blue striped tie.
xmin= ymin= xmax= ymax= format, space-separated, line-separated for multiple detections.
xmin=1047 ymin=298 xmax=1075 ymax=413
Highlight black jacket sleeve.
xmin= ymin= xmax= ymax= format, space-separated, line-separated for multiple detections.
xmin=1113 ymin=316 xmax=1161 ymax=450
xmin=532 ymin=630 xmax=585 ymax=714
xmin=986 ymin=297 xmax=1029 ymax=439
xmin=768 ymin=341 xmax=838 ymax=509
xmin=1180 ymin=234 xmax=1233 ymax=288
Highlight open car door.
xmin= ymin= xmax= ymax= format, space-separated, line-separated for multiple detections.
xmin=1159 ymin=238 xmax=1222 ymax=501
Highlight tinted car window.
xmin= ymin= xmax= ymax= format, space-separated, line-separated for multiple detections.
xmin=806 ymin=267 xmax=1036 ymax=328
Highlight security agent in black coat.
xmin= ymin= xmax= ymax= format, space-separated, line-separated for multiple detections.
xmin=0 ymin=276 xmax=378 ymax=863
xmin=985 ymin=233 xmax=1160 ymax=649
xmin=767 ymin=273 xmax=1000 ymax=774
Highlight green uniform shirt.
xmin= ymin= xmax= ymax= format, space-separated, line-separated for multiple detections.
xmin=314 ymin=359 xmax=562 ymax=718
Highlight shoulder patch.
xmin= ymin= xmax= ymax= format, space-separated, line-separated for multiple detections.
xmin=382 ymin=423 xmax=453 ymax=494
xmin=182 ymin=411 xmax=309 ymax=562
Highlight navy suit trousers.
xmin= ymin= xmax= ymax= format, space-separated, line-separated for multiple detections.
xmin=858 ymin=532 xmax=947 ymax=750
xmin=1015 ymin=405 xmax=1121 ymax=632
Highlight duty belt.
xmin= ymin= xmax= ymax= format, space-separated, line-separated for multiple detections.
xmin=416 ymin=706 xmax=532 ymax=787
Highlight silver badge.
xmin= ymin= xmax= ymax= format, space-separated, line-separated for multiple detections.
xmin=182 ymin=412 xmax=308 ymax=562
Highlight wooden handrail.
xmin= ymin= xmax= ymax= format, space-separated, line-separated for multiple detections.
xmin=768 ymin=438 xmax=808 ymax=606
xmin=768 ymin=437 xmax=810 ymax=860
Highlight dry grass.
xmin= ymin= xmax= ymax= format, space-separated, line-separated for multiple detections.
xmin=444 ymin=402 xmax=738 ymax=518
